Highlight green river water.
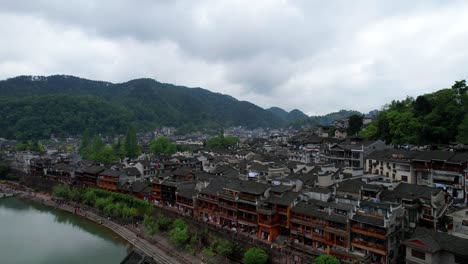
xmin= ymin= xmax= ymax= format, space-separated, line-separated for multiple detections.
xmin=0 ymin=197 xmax=129 ymax=264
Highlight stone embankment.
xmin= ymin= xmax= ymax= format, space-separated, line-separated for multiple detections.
xmin=0 ymin=183 xmax=195 ymax=264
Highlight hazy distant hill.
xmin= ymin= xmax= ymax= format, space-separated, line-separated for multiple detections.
xmin=267 ymin=107 xmax=309 ymax=123
xmin=0 ymin=75 xmax=288 ymax=139
xmin=291 ymin=109 xmax=362 ymax=128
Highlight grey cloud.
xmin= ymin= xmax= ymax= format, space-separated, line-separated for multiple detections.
xmin=0 ymin=0 xmax=467 ymax=115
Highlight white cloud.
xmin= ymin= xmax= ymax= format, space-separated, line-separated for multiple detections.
xmin=0 ymin=1 xmax=468 ymax=115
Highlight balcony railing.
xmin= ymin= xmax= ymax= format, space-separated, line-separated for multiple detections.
xmin=238 ymin=205 xmax=257 ymax=213
xmin=277 ymin=207 xmax=288 ymax=214
xmin=258 ymin=218 xmax=274 ymax=225
xmin=352 ymin=239 xmax=387 ymax=256
xmin=257 ymin=207 xmax=276 ymax=215
xmin=218 ymin=202 xmax=237 ymax=210
xmin=198 ymin=195 xmax=218 ymax=203
xmin=237 ymin=216 xmax=257 ymax=223
xmin=351 ymin=224 xmax=386 ymax=239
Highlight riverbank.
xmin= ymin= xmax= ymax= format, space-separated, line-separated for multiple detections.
xmin=0 ymin=183 xmax=196 ymax=264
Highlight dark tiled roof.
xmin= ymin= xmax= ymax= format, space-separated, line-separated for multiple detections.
xmin=119 ymin=182 xmax=151 ymax=194
xmin=335 ymin=179 xmax=365 ymax=194
xmin=412 ymin=150 xmax=456 ymax=161
xmin=307 ymin=187 xmax=332 ymax=194
xmin=52 ymin=163 xmax=75 ymax=172
xmin=368 ymin=149 xmax=468 ymax=164
xmin=200 ymin=178 xmax=229 ymax=196
xmin=264 ymin=191 xmax=299 ymax=206
xmin=84 ymin=165 xmax=105 ymax=174
xmin=225 ymin=181 xmax=270 ymax=195
xmin=361 ymin=184 xmax=382 ymax=192
xmin=297 ymin=172 xmax=318 ymax=186
xmin=381 ymin=183 xmax=441 ymax=202
xmin=124 ymin=167 xmax=141 ymax=176
xmin=270 ymin=185 xmax=292 ymax=193
xmin=177 ymin=183 xmax=197 ymax=199
xmin=248 ymin=163 xmax=269 ymax=172
xmin=360 ymin=200 xmax=392 ymax=210
xmin=448 ymin=152 xmax=468 ymax=163
xmin=172 ymin=167 xmax=193 ymax=176
xmin=99 ymin=169 xmax=124 ymax=177
xmin=195 ymin=172 xmax=215 ymax=181
xmin=403 ymin=227 xmax=468 ymax=257
xmin=352 ymin=214 xmax=384 ymax=227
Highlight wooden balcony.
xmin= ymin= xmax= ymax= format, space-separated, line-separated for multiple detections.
xmin=351 ymin=225 xmax=386 ymax=240
xmin=198 ymin=195 xmax=218 ymax=204
xmin=311 ymin=233 xmax=327 ymax=242
xmin=218 ymin=212 xmax=236 ymax=220
xmin=218 ymin=202 xmax=237 ymax=210
xmin=258 ymin=217 xmax=275 ymax=226
xmin=352 ymin=240 xmax=386 ymax=256
xmin=238 ymin=204 xmax=257 ymax=213
xmin=324 ymin=239 xmax=347 ymax=247
xmin=325 ymin=226 xmax=348 ymax=236
xmin=238 ymin=215 xmax=257 ymax=223
xmin=257 ymin=207 xmax=276 ymax=215
xmin=218 ymin=193 xmax=236 ymax=201
xmin=277 ymin=207 xmax=288 ymax=214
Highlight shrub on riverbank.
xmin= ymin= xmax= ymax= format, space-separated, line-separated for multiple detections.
xmin=52 ymin=185 xmax=148 ymax=221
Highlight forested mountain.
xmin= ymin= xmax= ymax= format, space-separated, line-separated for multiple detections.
xmin=290 ymin=110 xmax=362 ymax=128
xmin=0 ymin=75 xmax=287 ymax=140
xmin=267 ymin=107 xmax=309 ymax=122
xmin=360 ymin=80 xmax=468 ymax=145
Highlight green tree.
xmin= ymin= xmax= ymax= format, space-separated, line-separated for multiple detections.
xmin=52 ymin=185 xmax=70 ymax=199
xmin=413 ymin=95 xmax=432 ymax=117
xmin=215 ymin=239 xmax=234 ymax=259
xmin=206 ymin=136 xmax=239 ymax=150
xmin=124 ymin=127 xmax=140 ymax=158
xmin=143 ymin=214 xmax=159 ymax=235
xmin=68 ymin=188 xmax=82 ymax=202
xmin=169 ymin=220 xmax=190 ymax=247
xmin=457 ymin=113 xmax=468 ymax=144
xmin=149 ymin=137 xmax=176 ymax=156
xmin=359 ymin=123 xmax=377 ymax=139
xmin=82 ymin=189 xmax=97 ymax=205
xmin=0 ymin=163 xmax=11 ymax=179
xmin=113 ymin=138 xmax=126 ymax=159
xmin=313 ymin=254 xmax=340 ymax=264
xmin=79 ymin=128 xmax=92 ymax=158
xmin=347 ymin=114 xmax=363 ymax=136
xmin=243 ymin=247 xmax=268 ymax=264
xmin=156 ymin=214 xmax=173 ymax=231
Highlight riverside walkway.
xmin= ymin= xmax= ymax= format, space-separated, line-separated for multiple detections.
xmin=2 ymin=185 xmax=195 ymax=264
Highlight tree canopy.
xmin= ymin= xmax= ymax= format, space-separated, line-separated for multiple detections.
xmin=313 ymin=254 xmax=340 ymax=264
xmin=360 ymin=80 xmax=468 ymax=145
xmin=0 ymin=75 xmax=286 ymax=139
xmin=149 ymin=137 xmax=177 ymax=156
xmin=206 ymin=130 xmax=239 ymax=150
xmin=243 ymin=247 xmax=268 ymax=264
xmin=347 ymin=114 xmax=363 ymax=136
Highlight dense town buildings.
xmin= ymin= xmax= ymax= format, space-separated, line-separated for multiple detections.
xmin=3 ymin=129 xmax=468 ymax=264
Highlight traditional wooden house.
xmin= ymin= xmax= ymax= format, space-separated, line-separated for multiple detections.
xmin=76 ymin=165 xmax=105 ymax=187
xmin=176 ymin=183 xmax=197 ymax=216
xmin=257 ymin=186 xmax=298 ymax=242
xmin=97 ymin=169 xmax=128 ymax=192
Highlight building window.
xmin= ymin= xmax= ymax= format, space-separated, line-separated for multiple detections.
xmin=411 ymin=249 xmax=426 ymax=260
xmin=402 ymin=176 xmax=408 ymax=182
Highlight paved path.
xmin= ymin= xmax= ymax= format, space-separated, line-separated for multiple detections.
xmin=4 ymin=185 xmax=192 ymax=264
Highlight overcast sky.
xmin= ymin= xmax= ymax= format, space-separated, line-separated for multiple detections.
xmin=1 ymin=0 xmax=468 ymax=115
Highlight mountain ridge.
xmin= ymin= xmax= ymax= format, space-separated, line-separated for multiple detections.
xmin=0 ymin=75 xmax=359 ymax=139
